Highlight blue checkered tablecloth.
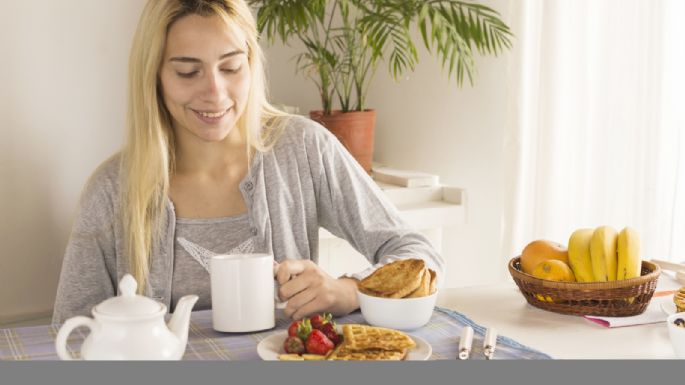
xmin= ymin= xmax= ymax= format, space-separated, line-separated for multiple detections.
xmin=0 ymin=307 xmax=551 ymax=360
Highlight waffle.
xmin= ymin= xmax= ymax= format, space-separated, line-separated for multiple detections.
xmin=341 ymin=324 xmax=416 ymax=351
xmin=674 ymin=287 xmax=685 ymax=313
xmin=359 ymin=259 xmax=426 ymax=298
xmin=326 ymin=343 xmax=407 ymax=361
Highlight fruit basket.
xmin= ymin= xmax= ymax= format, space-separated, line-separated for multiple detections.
xmin=508 ymin=257 xmax=661 ymax=316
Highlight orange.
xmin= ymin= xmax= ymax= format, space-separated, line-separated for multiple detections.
xmin=531 ymin=259 xmax=576 ymax=304
xmin=531 ymin=260 xmax=576 ymax=282
xmin=520 ymin=240 xmax=569 ymax=274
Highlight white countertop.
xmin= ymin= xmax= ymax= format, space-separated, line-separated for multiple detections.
xmin=435 ymin=279 xmax=681 ymax=359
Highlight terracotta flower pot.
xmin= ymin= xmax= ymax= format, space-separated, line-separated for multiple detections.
xmin=310 ymin=109 xmax=376 ymax=174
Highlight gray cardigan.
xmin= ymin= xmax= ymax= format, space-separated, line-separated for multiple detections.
xmin=52 ymin=116 xmax=445 ymax=324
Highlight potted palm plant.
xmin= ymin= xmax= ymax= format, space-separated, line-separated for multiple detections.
xmin=250 ymin=0 xmax=513 ymax=172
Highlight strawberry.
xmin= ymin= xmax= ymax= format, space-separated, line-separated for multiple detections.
xmin=295 ymin=318 xmax=312 ymax=341
xmin=320 ymin=322 xmax=341 ymax=345
xmin=310 ymin=313 xmax=332 ymax=331
xmin=283 ymin=336 xmax=305 ymax=354
xmin=305 ymin=329 xmax=335 ymax=356
xmin=287 ymin=320 xmax=303 ymax=337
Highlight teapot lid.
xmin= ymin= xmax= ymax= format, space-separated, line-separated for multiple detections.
xmin=94 ymin=274 xmax=164 ymax=317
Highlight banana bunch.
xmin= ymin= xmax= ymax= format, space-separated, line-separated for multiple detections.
xmin=568 ymin=226 xmax=641 ymax=282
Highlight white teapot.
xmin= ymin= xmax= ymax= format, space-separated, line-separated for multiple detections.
xmin=55 ymin=274 xmax=198 ymax=360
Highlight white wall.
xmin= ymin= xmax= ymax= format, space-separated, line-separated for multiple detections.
xmin=0 ymin=0 xmax=144 ymax=324
xmin=0 ymin=0 xmax=518 ymax=324
xmin=266 ymin=0 xmax=519 ymax=288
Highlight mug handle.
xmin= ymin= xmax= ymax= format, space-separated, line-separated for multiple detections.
xmin=274 ymin=283 xmax=288 ymax=310
xmin=273 ymin=261 xmax=288 ymax=310
xmin=55 ymin=316 xmax=97 ymax=360
xmin=275 ymin=298 xmax=288 ymax=310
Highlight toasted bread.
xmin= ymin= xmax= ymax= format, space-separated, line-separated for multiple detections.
xmin=674 ymin=287 xmax=685 ymax=312
xmin=359 ymin=259 xmax=425 ymax=298
xmin=405 ymin=268 xmax=430 ymax=298
xmin=358 ymin=286 xmax=383 ymax=297
xmin=428 ymin=268 xmax=437 ymax=295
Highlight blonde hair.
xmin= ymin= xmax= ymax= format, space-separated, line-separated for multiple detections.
xmin=123 ymin=0 xmax=288 ymax=292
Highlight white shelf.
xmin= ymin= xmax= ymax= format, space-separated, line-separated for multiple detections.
xmin=317 ymin=168 xmax=465 ymax=278
xmin=319 ymin=184 xmax=465 ymax=240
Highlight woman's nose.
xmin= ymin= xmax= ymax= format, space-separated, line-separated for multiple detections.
xmin=200 ymin=70 xmax=226 ymax=102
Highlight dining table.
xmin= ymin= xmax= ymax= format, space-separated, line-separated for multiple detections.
xmin=435 ymin=280 xmax=681 ymax=359
xmin=0 ymin=305 xmax=549 ymax=361
xmin=1 ymin=274 xmax=681 ymax=360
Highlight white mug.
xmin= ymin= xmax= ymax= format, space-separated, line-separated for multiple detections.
xmin=210 ymin=253 xmax=285 ymax=332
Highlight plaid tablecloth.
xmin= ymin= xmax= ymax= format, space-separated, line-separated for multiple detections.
xmin=0 ymin=307 xmax=550 ymax=360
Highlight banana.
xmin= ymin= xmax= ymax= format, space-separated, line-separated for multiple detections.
xmin=617 ymin=227 xmax=641 ymax=280
xmin=568 ymin=228 xmax=595 ymax=282
xmin=590 ymin=226 xmax=618 ymax=282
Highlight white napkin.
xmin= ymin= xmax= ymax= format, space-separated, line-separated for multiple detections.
xmin=584 ymin=295 xmax=673 ymax=328
xmin=583 ymin=271 xmax=682 ymax=328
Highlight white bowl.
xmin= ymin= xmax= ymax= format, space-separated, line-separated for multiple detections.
xmin=666 ymin=311 xmax=685 ymax=358
xmin=357 ymin=290 xmax=438 ymax=330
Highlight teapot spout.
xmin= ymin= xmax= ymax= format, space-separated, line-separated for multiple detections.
xmin=167 ymin=295 xmax=199 ymax=348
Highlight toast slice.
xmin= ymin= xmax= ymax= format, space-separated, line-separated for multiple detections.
xmin=358 ymin=286 xmax=383 ymax=297
xmin=359 ymin=259 xmax=425 ymax=298
xmin=405 ymin=268 xmax=430 ymax=298
xmin=428 ymin=268 xmax=437 ymax=295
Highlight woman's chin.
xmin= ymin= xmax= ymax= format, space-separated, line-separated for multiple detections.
xmin=185 ymin=124 xmax=237 ymax=143
xmin=196 ymin=130 xmax=233 ymax=143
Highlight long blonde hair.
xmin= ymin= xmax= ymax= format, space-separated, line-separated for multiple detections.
xmin=123 ymin=0 xmax=288 ymax=292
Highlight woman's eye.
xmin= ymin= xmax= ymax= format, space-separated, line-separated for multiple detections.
xmin=221 ymin=67 xmax=241 ymax=74
xmin=176 ymin=71 xmax=198 ymax=78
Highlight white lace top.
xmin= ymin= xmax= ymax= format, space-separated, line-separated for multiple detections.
xmin=171 ymin=213 xmax=257 ymax=311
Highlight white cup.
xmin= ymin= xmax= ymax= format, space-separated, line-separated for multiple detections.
xmin=210 ymin=253 xmax=284 ymax=332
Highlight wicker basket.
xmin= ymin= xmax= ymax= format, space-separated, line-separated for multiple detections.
xmin=508 ymin=257 xmax=661 ymax=317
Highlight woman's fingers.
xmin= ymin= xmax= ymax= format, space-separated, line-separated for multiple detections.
xmin=283 ymin=287 xmax=318 ymax=319
xmin=274 ymin=260 xmax=354 ymax=319
xmin=279 ymin=272 xmax=312 ymax=301
xmin=291 ymin=296 xmax=327 ymax=321
xmin=274 ymin=259 xmax=307 ymax=285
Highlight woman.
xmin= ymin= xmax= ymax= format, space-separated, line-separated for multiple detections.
xmin=52 ymin=0 xmax=444 ymax=324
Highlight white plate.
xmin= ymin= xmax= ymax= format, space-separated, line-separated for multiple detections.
xmin=257 ymin=330 xmax=432 ymax=361
xmin=661 ymin=301 xmax=677 ymax=316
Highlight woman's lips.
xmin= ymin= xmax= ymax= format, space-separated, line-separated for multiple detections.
xmin=191 ymin=107 xmax=230 ymax=124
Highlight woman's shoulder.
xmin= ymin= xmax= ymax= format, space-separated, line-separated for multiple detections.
xmin=272 ymin=114 xmax=336 ymax=152
xmin=79 ymin=153 xmax=123 ymax=205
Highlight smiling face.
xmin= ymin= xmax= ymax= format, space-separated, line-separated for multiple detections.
xmin=159 ymin=14 xmax=251 ymax=143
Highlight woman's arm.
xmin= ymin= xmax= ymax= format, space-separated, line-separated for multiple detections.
xmin=312 ymin=123 xmax=445 ymax=283
xmin=276 ymin=120 xmax=445 ymax=319
xmin=52 ymin=165 xmax=118 ymax=324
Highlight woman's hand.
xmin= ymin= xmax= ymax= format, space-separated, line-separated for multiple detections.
xmin=274 ymin=260 xmax=359 ymax=320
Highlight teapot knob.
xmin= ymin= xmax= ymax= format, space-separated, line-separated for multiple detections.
xmin=119 ymin=274 xmax=137 ymax=297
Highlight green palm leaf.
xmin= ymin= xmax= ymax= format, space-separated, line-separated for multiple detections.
xmin=250 ymin=0 xmax=513 ymax=112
